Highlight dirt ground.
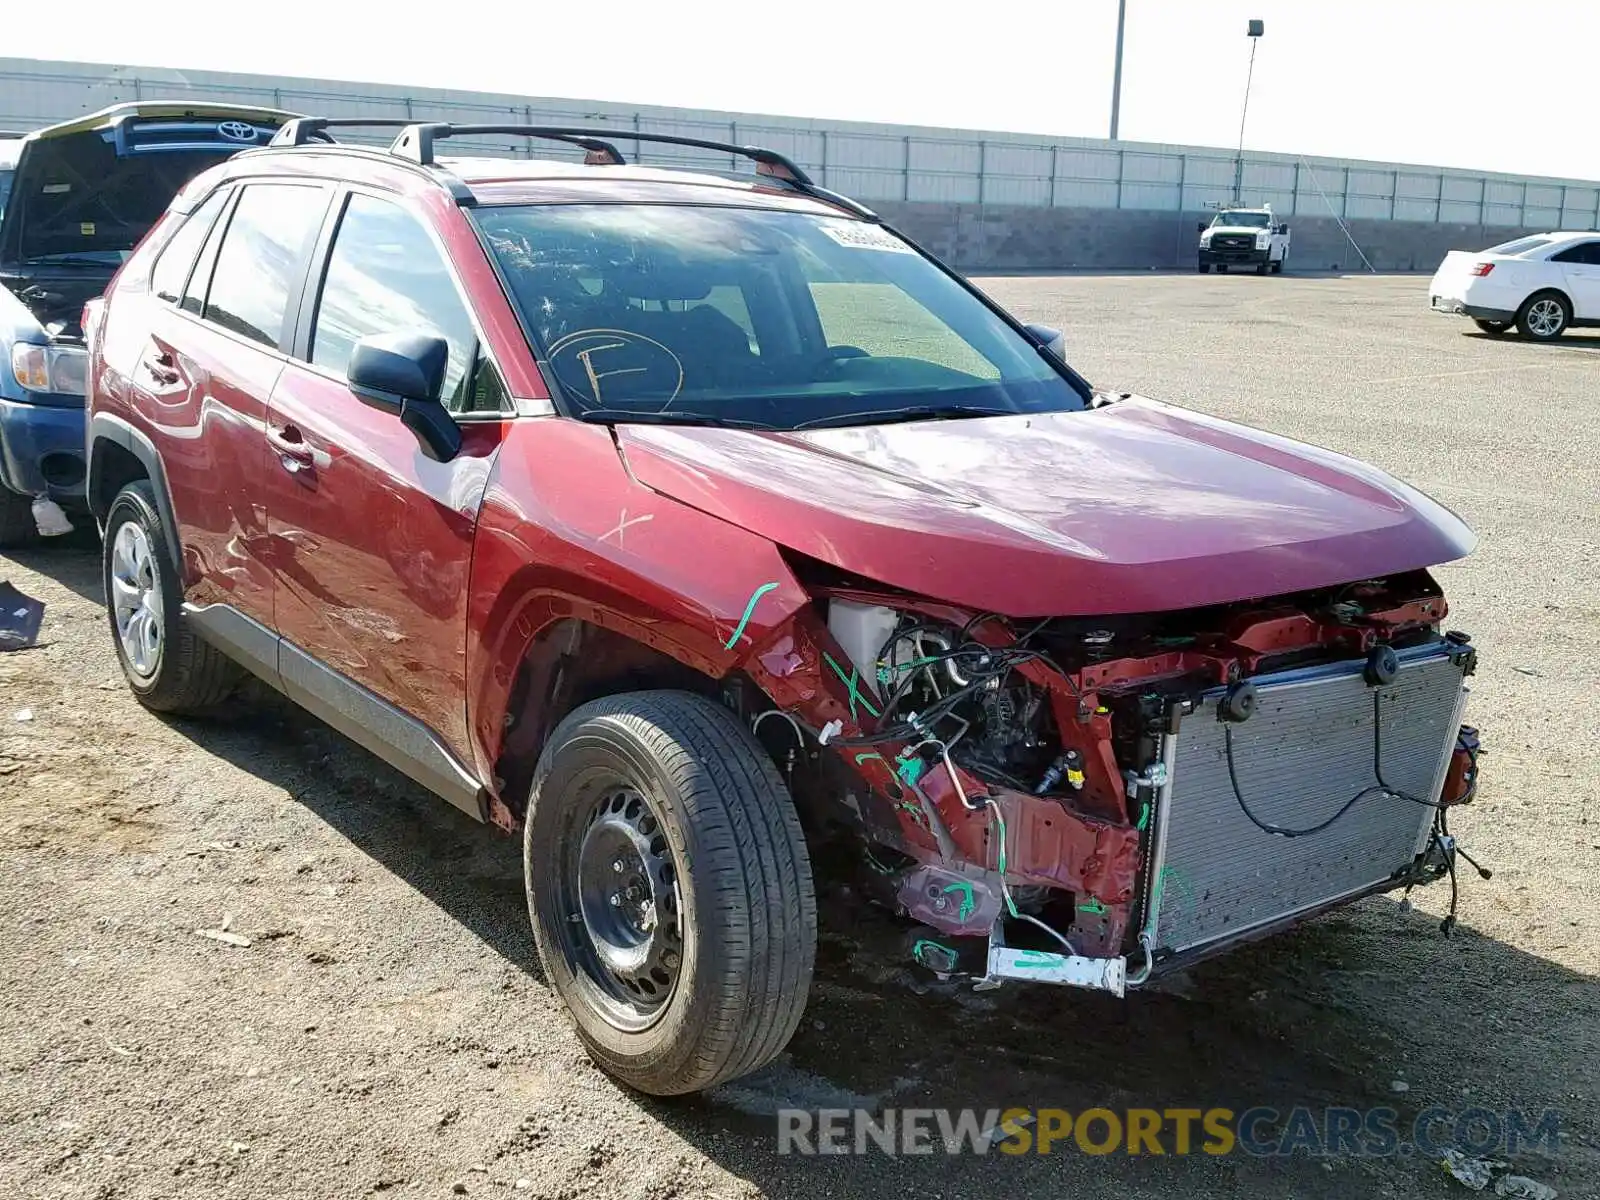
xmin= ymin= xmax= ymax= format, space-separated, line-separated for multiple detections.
xmin=1 ymin=273 xmax=1596 ymax=1199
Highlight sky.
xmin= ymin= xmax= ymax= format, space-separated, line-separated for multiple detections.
xmin=17 ymin=0 xmax=1600 ymax=181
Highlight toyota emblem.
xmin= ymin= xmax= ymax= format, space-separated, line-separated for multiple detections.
xmin=216 ymin=121 xmax=257 ymax=143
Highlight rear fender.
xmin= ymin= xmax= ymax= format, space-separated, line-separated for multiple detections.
xmin=86 ymin=411 xmax=180 ymax=562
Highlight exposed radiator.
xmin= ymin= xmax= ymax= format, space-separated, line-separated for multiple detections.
xmin=1149 ymin=645 xmax=1468 ymax=958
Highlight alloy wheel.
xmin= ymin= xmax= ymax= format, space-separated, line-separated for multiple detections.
xmin=110 ymin=521 xmax=164 ymax=679
xmin=1526 ymin=298 xmax=1566 ymax=338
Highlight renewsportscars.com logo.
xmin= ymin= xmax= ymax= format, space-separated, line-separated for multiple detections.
xmin=776 ymin=1106 xmax=1562 ymax=1158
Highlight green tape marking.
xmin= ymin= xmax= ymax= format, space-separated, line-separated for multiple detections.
xmin=723 ymin=581 xmax=780 ymax=650
xmin=895 ymin=754 xmax=926 ymax=786
xmin=1153 ymin=866 xmax=1195 ymax=918
xmin=853 ymin=751 xmax=887 ymax=767
xmin=823 ymin=651 xmax=881 ymax=719
xmin=1136 ymin=801 xmax=1151 ymax=832
xmin=1078 ymin=896 xmax=1108 ymax=916
xmin=896 ymin=800 xmax=928 ymax=828
xmin=941 ymin=881 xmax=977 ymax=923
xmin=1011 ymin=949 xmax=1063 ymax=971
xmin=876 ymin=654 xmax=945 ymax=684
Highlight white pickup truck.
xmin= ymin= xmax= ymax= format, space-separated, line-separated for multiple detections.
xmin=1198 ymin=206 xmax=1291 ymax=274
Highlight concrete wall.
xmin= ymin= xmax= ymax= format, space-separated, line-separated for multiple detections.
xmin=875 ymin=202 xmax=1524 ymax=273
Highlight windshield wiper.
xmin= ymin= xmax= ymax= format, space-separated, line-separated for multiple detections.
xmin=796 ymin=404 xmax=1018 ymax=430
xmin=576 ymin=408 xmax=779 ymax=431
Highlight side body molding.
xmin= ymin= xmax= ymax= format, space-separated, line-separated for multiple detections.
xmin=183 ymin=602 xmax=488 ymax=821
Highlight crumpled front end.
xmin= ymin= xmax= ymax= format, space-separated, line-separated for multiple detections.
xmin=739 ymin=565 xmax=1485 ymax=996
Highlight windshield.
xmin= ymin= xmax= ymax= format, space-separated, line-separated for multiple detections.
xmin=1211 ymin=211 xmax=1271 ymax=228
xmin=474 ymin=204 xmax=1086 ymax=429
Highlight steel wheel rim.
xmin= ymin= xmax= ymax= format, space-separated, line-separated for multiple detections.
xmin=560 ymin=783 xmax=683 ymax=1031
xmin=1528 ymin=299 xmax=1564 ymax=337
xmin=110 ymin=521 xmax=163 ymax=679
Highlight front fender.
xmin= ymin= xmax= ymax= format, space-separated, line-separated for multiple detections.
xmin=463 ymin=417 xmax=813 ymax=789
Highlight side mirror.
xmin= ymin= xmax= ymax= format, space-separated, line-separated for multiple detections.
xmin=1023 ymin=323 xmax=1067 ymax=362
xmin=1197 ymin=222 xmax=1208 ymax=233
xmin=347 ymin=332 xmax=462 ymax=462
xmin=1277 ymin=223 xmax=1289 ymax=235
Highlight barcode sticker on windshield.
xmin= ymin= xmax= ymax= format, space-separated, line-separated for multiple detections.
xmin=818 ymin=221 xmax=914 ymax=253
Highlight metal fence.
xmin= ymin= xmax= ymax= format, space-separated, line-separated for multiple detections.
xmin=4 ymin=57 xmax=1598 ymax=229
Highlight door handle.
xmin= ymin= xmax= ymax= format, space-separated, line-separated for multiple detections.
xmin=267 ymin=423 xmax=315 ymax=473
xmin=144 ymin=349 xmax=180 ymax=386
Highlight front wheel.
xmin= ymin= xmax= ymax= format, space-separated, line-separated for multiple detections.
xmin=1197 ymin=262 xmax=1211 ymax=274
xmin=524 ymin=690 xmax=817 ymax=1096
xmin=1516 ymin=292 xmax=1570 ymax=341
xmin=102 ymin=481 xmax=240 ymax=713
xmin=1472 ymin=318 xmax=1511 ymax=335
xmin=1270 ymin=254 xmax=1285 ymax=274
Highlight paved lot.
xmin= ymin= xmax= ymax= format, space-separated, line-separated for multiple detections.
xmin=1 ymin=273 xmax=1596 ymax=1199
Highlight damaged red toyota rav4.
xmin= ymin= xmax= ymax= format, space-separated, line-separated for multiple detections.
xmin=83 ymin=118 xmax=1486 ymax=1096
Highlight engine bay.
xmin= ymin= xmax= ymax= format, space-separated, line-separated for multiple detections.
xmin=746 ymin=567 xmax=1483 ymax=992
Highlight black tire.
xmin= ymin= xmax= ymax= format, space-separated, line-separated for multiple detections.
xmin=1255 ymin=262 xmax=1268 ymax=275
xmin=1217 ymin=264 xmax=1229 ymax=273
xmin=524 ymin=690 xmax=816 ymax=1096
xmin=0 ymin=488 xmax=39 ymax=549
xmin=1270 ymin=255 xmax=1284 ymax=275
xmin=102 ymin=481 xmax=240 ymax=714
xmin=1472 ymin=319 xmax=1510 ymax=335
xmin=1516 ymin=291 xmax=1571 ymax=341
xmin=1197 ymin=262 xmax=1210 ymax=274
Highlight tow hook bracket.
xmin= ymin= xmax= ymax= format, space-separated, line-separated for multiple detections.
xmin=973 ymin=919 xmax=1128 ymax=997
xmin=981 ymin=946 xmax=1128 ymax=997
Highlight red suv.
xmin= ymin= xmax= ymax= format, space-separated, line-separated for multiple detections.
xmin=84 ymin=118 xmax=1485 ymax=1096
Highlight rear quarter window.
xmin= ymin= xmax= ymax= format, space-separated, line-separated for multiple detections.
xmin=150 ymin=190 xmax=229 ymax=304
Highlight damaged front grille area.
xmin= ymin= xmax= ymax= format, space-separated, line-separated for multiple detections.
xmin=1146 ymin=643 xmax=1469 ymax=961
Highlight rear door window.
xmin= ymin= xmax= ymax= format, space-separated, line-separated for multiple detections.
xmin=1553 ymin=241 xmax=1600 ymax=266
xmin=202 ymin=183 xmax=329 ymax=349
xmin=151 ymin=189 xmax=229 ymax=304
xmin=310 ymin=191 xmax=481 ymax=410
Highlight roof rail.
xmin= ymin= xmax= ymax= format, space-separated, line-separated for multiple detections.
xmin=270 ymin=117 xmax=420 ymax=147
xmin=389 ymin=123 xmax=814 ymax=185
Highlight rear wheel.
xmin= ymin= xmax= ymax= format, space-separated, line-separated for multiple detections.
xmin=524 ymin=690 xmax=816 ymax=1096
xmin=102 ymin=481 xmax=240 ymax=714
xmin=0 ymin=489 xmax=38 ymax=549
xmin=1516 ymin=291 xmax=1570 ymax=341
xmin=1472 ymin=318 xmax=1511 ymax=335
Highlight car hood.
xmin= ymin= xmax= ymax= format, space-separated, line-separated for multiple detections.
xmin=1207 ymin=225 xmax=1268 ymax=236
xmin=615 ymin=397 xmax=1475 ymax=616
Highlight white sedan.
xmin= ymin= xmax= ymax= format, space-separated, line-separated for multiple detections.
xmin=1429 ymin=232 xmax=1600 ymax=341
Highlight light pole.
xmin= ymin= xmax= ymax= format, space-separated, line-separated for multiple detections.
xmin=1234 ymin=18 xmax=1264 ymax=202
xmin=1109 ymin=0 xmax=1128 ymax=140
